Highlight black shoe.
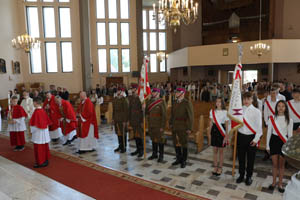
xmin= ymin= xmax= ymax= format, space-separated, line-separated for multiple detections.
xmin=148 ymin=154 xmax=158 ymax=160
xmin=18 ymin=146 xmax=25 ymax=151
xmin=33 ymin=164 xmax=40 ymax=168
xmin=268 ymin=184 xmax=275 ymax=190
xmin=14 ymin=146 xmax=20 ymax=151
xmin=76 ymin=150 xmax=86 ymax=154
xmin=278 ymin=186 xmax=285 ymax=193
xmin=157 ymin=143 xmax=164 ymax=163
xmin=245 ymin=177 xmax=253 ymax=186
xmin=40 ymin=160 xmax=49 ymax=167
xmin=131 ymin=149 xmax=139 ymax=156
xmin=52 ymin=138 xmax=59 ymax=143
xmin=236 ymin=175 xmax=244 ymax=184
xmin=87 ymin=149 xmax=96 ymax=153
xmin=137 ymin=138 xmax=144 ymax=158
xmin=63 ymin=140 xmax=71 ymax=146
xmin=181 ymin=161 xmax=187 ymax=168
xmin=172 ymin=159 xmax=181 ymax=166
xmin=114 ymin=146 xmax=121 ymax=152
xmin=137 ymin=149 xmax=144 ymax=158
xmin=70 ymin=135 xmax=77 ymax=142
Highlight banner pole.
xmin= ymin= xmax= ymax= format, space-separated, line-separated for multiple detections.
xmin=232 ymin=130 xmax=238 ymax=176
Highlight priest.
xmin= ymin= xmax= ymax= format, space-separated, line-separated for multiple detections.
xmin=43 ymin=91 xmax=62 ymax=142
xmin=54 ymin=96 xmax=77 ymax=145
xmin=30 ymin=97 xmax=52 ymax=168
xmin=8 ymin=96 xmax=27 ymax=151
xmin=76 ymin=91 xmax=99 ymax=154
xmin=20 ymin=91 xmax=35 ymax=118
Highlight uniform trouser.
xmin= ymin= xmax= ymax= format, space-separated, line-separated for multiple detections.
xmin=114 ymin=122 xmax=127 ymax=148
xmin=131 ymin=124 xmax=144 ymax=139
xmin=149 ymin=127 xmax=165 ymax=143
xmin=172 ymin=130 xmax=188 ymax=148
xmin=237 ymin=132 xmax=256 ymax=178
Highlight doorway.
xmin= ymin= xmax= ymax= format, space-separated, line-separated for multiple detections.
xmin=106 ymin=77 xmax=123 ymax=87
xmin=243 ymin=70 xmax=258 ymax=84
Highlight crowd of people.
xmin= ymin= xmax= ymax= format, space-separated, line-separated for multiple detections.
xmin=2 ymin=79 xmax=300 ymax=194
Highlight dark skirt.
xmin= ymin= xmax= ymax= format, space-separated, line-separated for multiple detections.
xmin=293 ymin=122 xmax=300 ymax=131
xmin=211 ymin=124 xmax=226 ymax=148
xmin=270 ymin=134 xmax=284 ymax=156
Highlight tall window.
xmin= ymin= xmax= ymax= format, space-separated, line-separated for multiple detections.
xmin=143 ymin=9 xmax=167 ymax=72
xmin=25 ymin=0 xmax=73 ymax=73
xmin=96 ymin=0 xmax=131 ymax=73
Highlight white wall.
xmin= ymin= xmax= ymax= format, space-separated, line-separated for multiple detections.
xmin=0 ymin=0 xmax=23 ymax=99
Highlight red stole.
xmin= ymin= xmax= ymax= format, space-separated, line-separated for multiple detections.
xmin=212 ymin=109 xmax=226 ymax=137
xmin=288 ymin=101 xmax=300 ymax=120
xmin=11 ymin=105 xmax=27 ymax=119
xmin=77 ymin=98 xmax=99 ymax=139
xmin=270 ymin=116 xmax=288 ymax=143
xmin=43 ymin=96 xmax=61 ymax=131
xmin=148 ymin=99 xmax=163 ymax=112
xmin=60 ymin=100 xmax=77 ymax=134
xmin=30 ymin=108 xmax=51 ymax=129
xmin=265 ymin=100 xmax=275 ymax=115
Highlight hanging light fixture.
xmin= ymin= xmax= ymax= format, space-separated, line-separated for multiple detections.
xmin=250 ymin=0 xmax=270 ymax=57
xmin=156 ymin=52 xmax=168 ymax=62
xmin=152 ymin=0 xmax=199 ymax=33
xmin=12 ymin=33 xmax=40 ymax=53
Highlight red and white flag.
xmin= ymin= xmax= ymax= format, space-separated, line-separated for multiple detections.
xmin=228 ymin=64 xmax=244 ymax=132
xmin=138 ymin=57 xmax=151 ymax=102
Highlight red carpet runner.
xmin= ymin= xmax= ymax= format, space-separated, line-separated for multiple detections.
xmin=0 ymin=137 xmax=209 ymax=200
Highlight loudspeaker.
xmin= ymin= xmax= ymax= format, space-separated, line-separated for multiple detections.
xmin=132 ymin=71 xmax=140 ymax=77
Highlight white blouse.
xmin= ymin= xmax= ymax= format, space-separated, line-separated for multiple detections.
xmin=288 ymin=100 xmax=300 ymax=123
xmin=263 ymin=99 xmax=278 ymax=124
xmin=266 ymin=116 xmax=293 ymax=150
xmin=209 ymin=109 xmax=228 ymax=124
xmin=31 ymin=126 xmax=51 ymax=144
xmin=7 ymin=117 xmax=26 ymax=132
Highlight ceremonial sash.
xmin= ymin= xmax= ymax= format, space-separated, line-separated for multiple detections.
xmin=148 ymin=99 xmax=162 ymax=112
xmin=270 ymin=116 xmax=288 ymax=143
xmin=288 ymin=101 xmax=300 ymax=120
xmin=212 ymin=109 xmax=226 ymax=137
xmin=243 ymin=117 xmax=260 ymax=147
xmin=265 ymin=100 xmax=275 ymax=115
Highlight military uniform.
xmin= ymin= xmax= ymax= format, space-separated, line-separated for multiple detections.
xmin=112 ymin=94 xmax=129 ymax=153
xmin=128 ymin=94 xmax=144 ymax=157
xmin=169 ymin=89 xmax=194 ymax=168
xmin=146 ymin=94 xmax=167 ymax=162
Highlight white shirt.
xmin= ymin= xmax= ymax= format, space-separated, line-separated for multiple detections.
xmin=239 ymin=104 xmax=263 ymax=143
xmin=21 ymin=97 xmax=35 ymax=118
xmin=97 ymin=96 xmax=104 ymax=105
xmin=257 ymin=98 xmax=263 ymax=113
xmin=209 ymin=109 xmax=229 ymax=124
xmin=267 ymin=94 xmax=285 ymax=101
xmin=7 ymin=117 xmax=26 ymax=132
xmin=31 ymin=126 xmax=51 ymax=144
xmin=266 ymin=116 xmax=293 ymax=150
xmin=263 ymin=98 xmax=278 ymax=124
xmin=288 ymin=99 xmax=300 ymax=123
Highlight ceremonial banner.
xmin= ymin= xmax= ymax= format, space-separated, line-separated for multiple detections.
xmin=138 ymin=57 xmax=151 ymax=103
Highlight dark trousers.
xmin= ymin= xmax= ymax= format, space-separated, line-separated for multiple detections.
xmin=237 ymin=132 xmax=256 ymax=178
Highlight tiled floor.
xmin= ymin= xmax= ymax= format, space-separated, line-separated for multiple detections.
xmin=0 ymin=121 xmax=297 ymax=200
xmin=0 ymin=156 xmax=94 ymax=200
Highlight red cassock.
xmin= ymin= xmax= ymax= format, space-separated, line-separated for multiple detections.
xmin=43 ymin=95 xmax=61 ymax=131
xmin=9 ymin=105 xmax=27 ymax=146
xmin=30 ymin=108 xmax=52 ymax=165
xmin=60 ymin=100 xmax=77 ymax=135
xmin=77 ymin=98 xmax=99 ymax=139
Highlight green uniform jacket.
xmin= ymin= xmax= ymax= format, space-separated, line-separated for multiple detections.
xmin=112 ymin=96 xmax=129 ymax=122
xmin=128 ymin=95 xmax=143 ymax=126
xmin=146 ymin=98 xmax=166 ymax=129
xmin=169 ymin=98 xmax=194 ymax=131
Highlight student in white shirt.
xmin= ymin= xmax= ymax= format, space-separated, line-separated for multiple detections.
xmin=288 ymin=88 xmax=300 ymax=134
xmin=264 ymin=87 xmax=279 ymax=125
xmin=266 ymin=100 xmax=293 ymax=193
xmin=236 ymin=92 xmax=262 ymax=186
xmin=207 ymin=97 xmax=229 ymax=176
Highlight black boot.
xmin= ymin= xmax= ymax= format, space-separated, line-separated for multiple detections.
xmin=120 ymin=134 xmax=127 ymax=153
xmin=157 ymin=143 xmax=164 ymax=163
xmin=148 ymin=142 xmax=158 ymax=160
xmin=172 ymin=147 xmax=182 ymax=166
xmin=181 ymin=147 xmax=188 ymax=168
xmin=130 ymin=139 xmax=139 ymax=156
xmin=114 ymin=136 xmax=122 ymax=152
xmin=137 ymin=138 xmax=144 ymax=158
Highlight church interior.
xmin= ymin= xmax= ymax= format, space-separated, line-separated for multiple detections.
xmin=0 ymin=0 xmax=300 ymax=199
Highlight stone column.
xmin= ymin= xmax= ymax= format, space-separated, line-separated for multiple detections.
xmin=268 ymin=63 xmax=274 ymax=82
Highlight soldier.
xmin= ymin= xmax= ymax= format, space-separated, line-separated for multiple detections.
xmin=146 ymin=88 xmax=166 ymax=163
xmin=169 ymin=87 xmax=194 ymax=168
xmin=128 ymin=84 xmax=144 ymax=157
xmin=113 ymin=87 xmax=129 ymax=153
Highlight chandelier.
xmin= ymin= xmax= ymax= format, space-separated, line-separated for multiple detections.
xmin=12 ymin=33 xmax=40 ymax=53
xmin=153 ymin=0 xmax=199 ymax=33
xmin=250 ymin=0 xmax=270 ymax=57
xmin=157 ymin=52 xmax=168 ymax=62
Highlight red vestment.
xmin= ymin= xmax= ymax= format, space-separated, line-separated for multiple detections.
xmin=9 ymin=105 xmax=27 ymax=146
xmin=43 ymin=95 xmax=61 ymax=131
xmin=77 ymin=98 xmax=98 ymax=138
xmin=30 ymin=108 xmax=52 ymax=129
xmin=59 ymin=100 xmax=77 ymax=135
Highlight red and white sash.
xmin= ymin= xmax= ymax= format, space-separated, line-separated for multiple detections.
xmin=265 ymin=100 xmax=275 ymax=115
xmin=270 ymin=116 xmax=288 ymax=143
xmin=288 ymin=101 xmax=300 ymax=120
xmin=243 ymin=117 xmax=260 ymax=147
xmin=148 ymin=99 xmax=163 ymax=112
xmin=212 ymin=109 xmax=226 ymax=137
